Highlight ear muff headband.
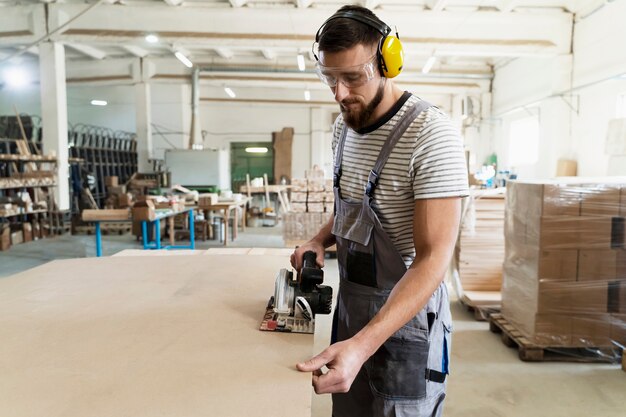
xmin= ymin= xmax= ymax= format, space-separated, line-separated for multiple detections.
xmin=313 ymin=10 xmax=404 ymax=79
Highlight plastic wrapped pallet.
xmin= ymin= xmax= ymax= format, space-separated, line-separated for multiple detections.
xmin=501 ymin=178 xmax=626 ymax=360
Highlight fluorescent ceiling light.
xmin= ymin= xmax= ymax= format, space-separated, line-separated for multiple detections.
xmin=90 ymin=99 xmax=108 ymax=106
xmin=304 ymin=90 xmax=311 ymax=101
xmin=145 ymin=34 xmax=159 ymax=44
xmin=245 ymin=147 xmax=268 ymax=153
xmin=297 ymin=54 xmax=306 ymax=71
xmin=3 ymin=67 xmax=29 ymax=88
xmin=224 ymin=87 xmax=236 ymax=98
xmin=422 ymin=56 xmax=437 ymax=74
xmin=175 ymin=51 xmax=193 ymax=68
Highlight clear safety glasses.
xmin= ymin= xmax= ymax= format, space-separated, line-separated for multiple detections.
xmin=315 ymin=60 xmax=378 ymax=89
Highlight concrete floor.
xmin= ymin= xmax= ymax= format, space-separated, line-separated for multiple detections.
xmin=1 ymin=226 xmax=625 ymax=416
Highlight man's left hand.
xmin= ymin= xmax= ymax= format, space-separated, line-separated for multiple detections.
xmin=296 ymin=338 xmax=369 ymax=394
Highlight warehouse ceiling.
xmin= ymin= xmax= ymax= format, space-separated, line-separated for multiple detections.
xmin=0 ymin=0 xmax=608 ymax=102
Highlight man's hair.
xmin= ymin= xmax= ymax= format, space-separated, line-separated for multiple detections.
xmin=318 ymin=5 xmax=383 ymax=54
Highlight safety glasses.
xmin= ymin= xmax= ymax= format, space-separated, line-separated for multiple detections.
xmin=315 ymin=59 xmax=378 ymax=88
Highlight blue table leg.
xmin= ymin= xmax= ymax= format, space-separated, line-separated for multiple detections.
xmin=142 ymin=221 xmax=148 ymax=249
xmin=155 ymin=219 xmax=161 ymax=249
xmin=189 ymin=209 xmax=195 ymax=250
xmin=95 ymin=221 xmax=102 ymax=257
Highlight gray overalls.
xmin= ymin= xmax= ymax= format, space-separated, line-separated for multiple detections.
xmin=330 ymin=100 xmax=452 ymax=417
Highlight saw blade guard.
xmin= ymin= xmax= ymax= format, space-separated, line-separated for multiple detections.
xmin=273 ymin=268 xmax=294 ymax=314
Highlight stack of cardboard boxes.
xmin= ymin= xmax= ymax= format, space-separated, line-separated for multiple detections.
xmin=283 ymin=168 xmax=335 ymax=245
xmin=502 ymin=179 xmax=626 ymax=347
xmin=283 ymin=212 xmax=333 ymax=245
xmin=288 ymin=174 xmax=334 ymax=214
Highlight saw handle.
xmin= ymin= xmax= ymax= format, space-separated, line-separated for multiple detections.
xmin=302 ymin=251 xmax=318 ymax=270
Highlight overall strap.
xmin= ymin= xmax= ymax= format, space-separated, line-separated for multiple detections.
xmin=333 ymin=123 xmax=349 ymax=190
xmin=365 ymin=99 xmax=432 ymax=198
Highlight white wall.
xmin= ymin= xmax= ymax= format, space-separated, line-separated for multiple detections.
xmin=199 ymin=99 xmax=335 ymax=180
xmin=0 ymin=83 xmax=135 ymax=133
xmin=488 ymin=0 xmax=626 ymax=179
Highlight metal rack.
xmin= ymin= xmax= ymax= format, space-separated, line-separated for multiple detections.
xmin=68 ymin=124 xmax=138 ymax=208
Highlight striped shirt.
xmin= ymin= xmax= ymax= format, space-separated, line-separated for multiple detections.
xmin=332 ymin=92 xmax=469 ymax=267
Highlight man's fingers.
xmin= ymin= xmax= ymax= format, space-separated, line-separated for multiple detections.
xmin=312 ymin=368 xmax=351 ymax=394
xmin=296 ymin=350 xmax=332 ymax=372
xmin=316 ymin=252 xmax=325 ymax=268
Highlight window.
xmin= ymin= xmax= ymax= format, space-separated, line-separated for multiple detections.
xmin=508 ymin=114 xmax=540 ymax=166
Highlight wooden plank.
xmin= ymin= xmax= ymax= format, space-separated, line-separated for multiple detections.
xmin=0 ymin=255 xmax=314 ymax=416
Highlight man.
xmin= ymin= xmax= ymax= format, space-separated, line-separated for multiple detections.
xmin=291 ymin=5 xmax=469 ymax=417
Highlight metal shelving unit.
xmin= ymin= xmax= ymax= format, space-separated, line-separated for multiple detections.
xmin=68 ymin=124 xmax=138 ymax=208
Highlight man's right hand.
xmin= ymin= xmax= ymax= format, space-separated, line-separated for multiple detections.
xmin=290 ymin=240 xmax=325 ymax=271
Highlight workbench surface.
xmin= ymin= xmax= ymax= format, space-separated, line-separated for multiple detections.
xmin=0 ymin=254 xmax=314 ymax=417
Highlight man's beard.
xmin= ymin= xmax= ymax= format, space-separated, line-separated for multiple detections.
xmin=340 ymin=79 xmax=385 ymax=131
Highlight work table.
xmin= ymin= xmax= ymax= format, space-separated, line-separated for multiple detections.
xmin=0 ymin=253 xmax=322 ymax=416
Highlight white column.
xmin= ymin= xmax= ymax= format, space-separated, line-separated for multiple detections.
xmin=310 ymin=107 xmax=326 ymax=169
xmin=39 ymin=42 xmax=69 ymax=211
xmin=135 ymin=82 xmax=152 ymax=172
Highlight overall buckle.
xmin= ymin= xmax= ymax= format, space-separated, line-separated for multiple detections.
xmin=333 ymin=167 xmax=342 ymax=188
xmin=365 ymin=170 xmax=379 ymax=197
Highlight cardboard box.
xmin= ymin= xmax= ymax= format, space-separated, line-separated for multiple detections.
xmin=500 ymin=307 xmax=572 ymax=346
xmin=291 ymin=178 xmax=307 ymax=192
xmin=608 ymin=280 xmax=626 ymax=313
xmin=290 ymin=202 xmax=306 ymax=213
xmin=307 ymin=202 xmax=324 ymax=213
xmin=10 ymin=231 xmax=23 ymax=245
xmin=118 ymin=193 xmax=133 ymax=208
xmin=621 ymin=187 xmax=626 ymax=217
xmin=571 ymin=314 xmax=612 ymax=347
xmin=0 ymin=226 xmax=10 ymax=251
xmin=580 ymin=186 xmax=621 ymax=217
xmin=107 ymin=185 xmax=127 ymax=196
xmin=569 ymin=281 xmax=609 ymax=314
xmin=132 ymin=200 xmax=156 ymax=221
xmin=290 ymin=192 xmax=307 ymax=203
xmin=537 ymin=216 xmax=620 ymax=250
xmin=105 ymin=176 xmax=119 ymax=187
xmin=538 ymin=250 xmax=578 ymax=281
xmin=31 ymin=220 xmax=41 ymax=240
xmin=542 ymin=184 xmax=581 ymax=216
xmin=307 ymin=192 xmax=324 ymax=203
xmin=198 ymin=193 xmax=218 ymax=207
xmin=578 ymin=250 xmax=624 ymax=281
xmin=22 ymin=223 xmax=32 ymax=243
xmin=610 ymin=314 xmax=626 ymax=345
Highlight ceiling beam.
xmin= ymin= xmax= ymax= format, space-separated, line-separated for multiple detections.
xmin=229 ymin=0 xmax=248 ymax=8
xmin=39 ymin=4 xmax=571 ymax=55
xmin=163 ymin=0 xmax=184 ymax=5
xmin=215 ymin=47 xmax=234 ymax=59
xmin=426 ymin=0 xmax=449 ymax=12
xmin=497 ymin=0 xmax=519 ymax=13
xmin=122 ymin=44 xmax=149 ymax=58
xmin=64 ymin=42 xmax=107 ymax=60
xmin=261 ymin=48 xmax=275 ymax=60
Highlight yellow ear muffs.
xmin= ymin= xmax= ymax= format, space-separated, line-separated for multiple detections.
xmin=380 ymin=35 xmax=404 ymax=78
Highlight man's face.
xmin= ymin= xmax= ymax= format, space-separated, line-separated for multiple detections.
xmin=318 ymin=44 xmax=385 ymax=130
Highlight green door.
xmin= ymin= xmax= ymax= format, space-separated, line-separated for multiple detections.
xmin=230 ymin=142 xmax=274 ymax=192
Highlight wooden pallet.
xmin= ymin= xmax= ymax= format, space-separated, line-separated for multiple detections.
xmin=489 ymin=313 xmax=622 ymax=363
xmin=458 ymin=291 xmax=501 ymax=321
